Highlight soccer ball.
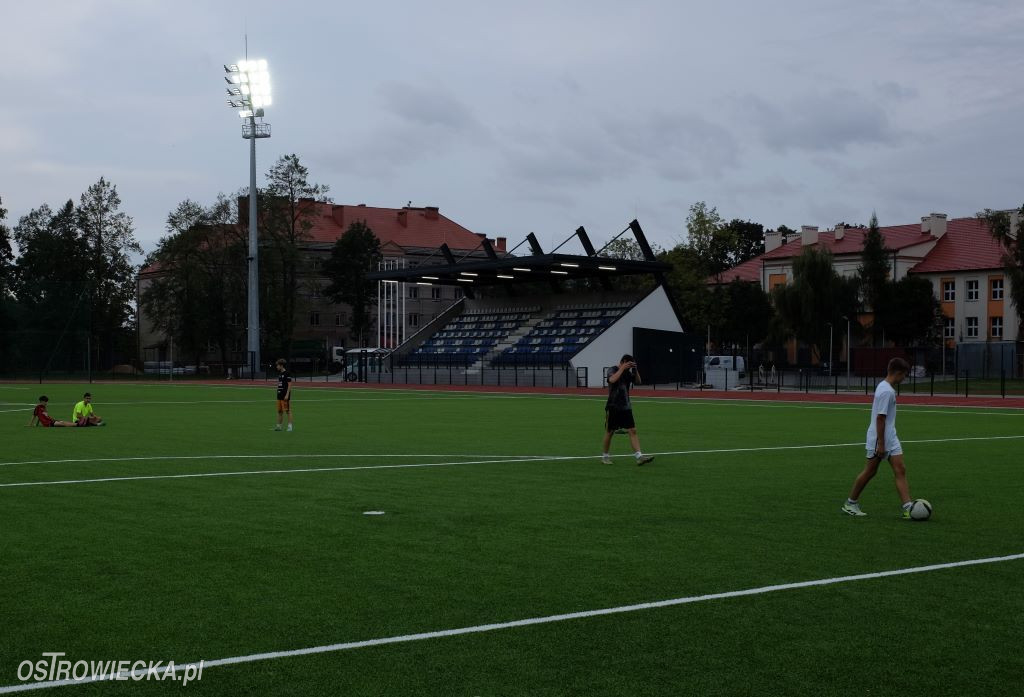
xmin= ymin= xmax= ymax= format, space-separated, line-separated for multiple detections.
xmin=909 ymin=499 xmax=933 ymax=521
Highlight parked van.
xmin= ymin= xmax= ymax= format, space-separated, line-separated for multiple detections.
xmin=704 ymin=355 xmax=746 ymax=373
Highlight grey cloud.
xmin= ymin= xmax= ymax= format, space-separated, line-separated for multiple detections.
xmin=378 ymin=82 xmax=482 ymax=132
xmin=740 ymin=89 xmax=904 ymax=153
xmin=874 ymin=81 xmax=918 ymax=101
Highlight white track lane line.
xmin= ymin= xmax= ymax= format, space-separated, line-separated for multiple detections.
xmin=2 ymin=434 xmax=1021 ymax=488
xmin=1 ymin=551 xmax=1021 ymax=694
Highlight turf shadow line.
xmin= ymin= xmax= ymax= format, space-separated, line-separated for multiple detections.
xmin=1 ymin=552 xmax=1021 ymax=694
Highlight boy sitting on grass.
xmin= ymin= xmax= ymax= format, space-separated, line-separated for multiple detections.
xmin=27 ymin=396 xmax=77 ymax=427
xmin=72 ymin=392 xmax=104 ymax=426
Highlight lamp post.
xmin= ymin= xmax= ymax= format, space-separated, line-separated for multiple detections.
xmin=224 ymin=58 xmax=272 ymax=377
xmin=843 ymin=315 xmax=851 ymax=388
xmin=826 ymin=322 xmax=833 ymax=376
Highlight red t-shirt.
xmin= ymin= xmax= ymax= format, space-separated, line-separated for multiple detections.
xmin=34 ymin=404 xmax=55 ymax=427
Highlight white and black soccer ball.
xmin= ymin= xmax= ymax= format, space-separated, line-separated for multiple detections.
xmin=909 ymin=498 xmax=933 ymax=521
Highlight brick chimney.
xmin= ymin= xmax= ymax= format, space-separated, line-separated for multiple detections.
xmin=800 ymin=225 xmax=819 ymax=246
xmin=397 ymin=209 xmax=408 ymax=227
xmin=496 ymin=236 xmax=507 ymax=252
xmin=424 ymin=206 xmax=440 ymax=221
xmin=835 ymin=223 xmax=845 ymax=241
xmin=921 ymin=212 xmax=948 ymax=238
xmin=764 ymin=230 xmax=783 ymax=253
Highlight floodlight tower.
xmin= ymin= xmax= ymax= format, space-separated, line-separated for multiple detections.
xmin=224 ymin=58 xmax=272 ymax=376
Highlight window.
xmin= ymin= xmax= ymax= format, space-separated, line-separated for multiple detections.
xmin=966 ymin=317 xmax=979 ymax=338
xmin=409 ymin=313 xmax=420 ymax=328
xmin=408 ymin=286 xmax=419 ymax=299
xmin=991 ymin=316 xmax=1003 ymax=338
xmin=992 ymin=278 xmax=1004 ymax=301
xmin=431 ymin=287 xmax=442 ymax=300
xmin=942 ymin=281 xmax=955 ymax=302
xmin=309 ymin=311 xmax=321 ymax=327
xmin=335 ymin=313 xmax=344 ymax=327
xmin=967 ymin=280 xmax=979 ymax=301
xmin=943 ymin=317 xmax=955 ymax=339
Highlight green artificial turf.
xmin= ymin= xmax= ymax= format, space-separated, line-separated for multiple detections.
xmin=2 ymin=383 xmax=1023 ymax=696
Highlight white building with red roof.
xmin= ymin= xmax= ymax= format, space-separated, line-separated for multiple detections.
xmin=714 ymin=211 xmax=1019 ymax=344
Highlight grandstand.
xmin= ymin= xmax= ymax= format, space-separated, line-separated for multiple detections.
xmin=371 ymin=221 xmax=702 ymax=387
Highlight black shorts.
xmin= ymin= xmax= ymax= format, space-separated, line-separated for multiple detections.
xmin=605 ymin=408 xmax=635 ymax=432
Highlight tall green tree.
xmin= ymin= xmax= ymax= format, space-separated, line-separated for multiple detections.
xmin=261 ymin=154 xmax=331 ymax=358
xmin=718 ymin=280 xmax=775 ymax=349
xmin=684 ymin=201 xmax=732 ymax=277
xmin=141 ymin=197 xmax=247 ymax=373
xmin=324 ymin=221 xmax=382 ymax=347
xmin=773 ymin=247 xmax=860 ymax=364
xmin=979 ymin=205 xmax=1024 ymax=337
xmin=0 ymin=196 xmax=16 ymax=365
xmin=876 ymin=276 xmax=942 ymax=347
xmin=858 ymin=212 xmax=889 ymax=344
xmin=721 ymin=219 xmax=765 ymax=266
xmin=77 ymin=177 xmax=142 ymax=366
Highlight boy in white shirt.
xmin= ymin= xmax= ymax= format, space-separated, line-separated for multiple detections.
xmin=842 ymin=357 xmax=914 ymax=519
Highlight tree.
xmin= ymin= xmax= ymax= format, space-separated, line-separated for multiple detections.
xmin=773 ymin=247 xmax=860 ymax=364
xmin=141 ymin=198 xmax=247 ymax=373
xmin=858 ymin=212 xmax=889 ymax=343
xmin=684 ymin=201 xmax=731 ymax=277
xmin=323 ymin=221 xmax=382 ymax=347
xmin=718 ymin=280 xmax=774 ymax=349
xmin=0 ymin=196 xmax=15 ymax=365
xmin=721 ymin=219 xmax=764 ymax=266
xmin=598 ymin=238 xmax=657 ymax=292
xmin=659 ymin=244 xmax=715 ymax=332
xmin=979 ymin=205 xmax=1024 ymax=337
xmin=261 ymin=154 xmax=331 ymax=358
xmin=877 ymin=275 xmax=942 ymax=347
xmin=77 ymin=177 xmax=142 ymax=367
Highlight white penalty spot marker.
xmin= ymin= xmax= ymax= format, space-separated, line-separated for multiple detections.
xmin=362 ymin=511 xmax=386 ymax=516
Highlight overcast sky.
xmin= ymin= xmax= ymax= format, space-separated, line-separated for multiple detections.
xmin=2 ymin=0 xmax=1023 ymax=255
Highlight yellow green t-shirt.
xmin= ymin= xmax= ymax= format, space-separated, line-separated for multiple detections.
xmin=72 ymin=401 xmax=94 ymax=422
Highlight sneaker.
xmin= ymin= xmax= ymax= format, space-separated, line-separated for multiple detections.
xmin=601 ymin=454 xmax=613 ymax=465
xmin=901 ymin=507 xmax=911 ymax=521
xmin=274 ymin=425 xmax=282 ymax=431
xmin=286 ymin=425 xmax=293 ymax=432
xmin=842 ymin=502 xmax=867 ymax=517
xmin=636 ymin=455 xmax=654 ymax=465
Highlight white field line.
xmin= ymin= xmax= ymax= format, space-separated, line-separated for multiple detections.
xmin=0 ymin=453 xmax=534 ymax=468
xmin=2 ymin=434 xmax=1022 ymax=489
xmin=1 ymin=552 xmax=1021 ymax=694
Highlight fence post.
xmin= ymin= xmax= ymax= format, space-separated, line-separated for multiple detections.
xmin=1001 ymin=369 xmax=1006 ymax=398
xmin=965 ymin=370 xmax=969 ymax=398
xmin=777 ymin=370 xmax=781 ymax=393
xmin=834 ymin=374 xmax=838 ymax=395
xmin=930 ymin=372 xmax=934 ymax=397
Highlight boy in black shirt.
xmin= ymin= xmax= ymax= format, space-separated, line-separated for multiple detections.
xmin=274 ymin=359 xmax=293 ymax=432
xmin=602 ymin=354 xmax=654 ymax=465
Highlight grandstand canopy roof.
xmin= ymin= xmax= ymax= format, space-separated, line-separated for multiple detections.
xmin=369 ymin=252 xmax=671 ymax=286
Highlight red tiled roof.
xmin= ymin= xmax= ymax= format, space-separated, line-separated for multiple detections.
xmin=140 ymin=203 xmax=492 ymax=276
xmin=908 ymin=218 xmax=1005 ymax=273
xmin=304 ymin=203 xmax=488 ymax=251
xmin=711 ymin=216 xmax=1004 ymax=283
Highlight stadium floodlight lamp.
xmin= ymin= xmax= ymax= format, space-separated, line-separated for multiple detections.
xmin=421 ymin=276 xmax=439 ymax=280
xmin=559 ymin=263 xmax=580 ymax=268
xmin=223 ymin=55 xmax=272 ymax=377
xmin=598 ymin=265 xmax=617 ymax=271
xmin=456 ymin=278 xmax=474 ymax=283
xmin=551 ymin=270 xmax=569 ymax=275
xmin=417 ymin=282 xmax=433 ymax=286
xmin=512 ymin=267 xmax=531 ymax=272
xmin=497 ymin=274 xmax=514 ymax=279
xmin=459 ymin=272 xmax=479 ymax=277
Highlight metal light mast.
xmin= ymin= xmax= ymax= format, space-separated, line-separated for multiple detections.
xmin=224 ymin=58 xmax=272 ymax=376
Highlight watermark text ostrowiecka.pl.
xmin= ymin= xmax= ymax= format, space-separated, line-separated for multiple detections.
xmin=17 ymin=653 xmax=204 ymax=686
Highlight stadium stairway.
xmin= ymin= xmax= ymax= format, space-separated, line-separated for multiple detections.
xmin=466 ymin=314 xmax=547 ymax=373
